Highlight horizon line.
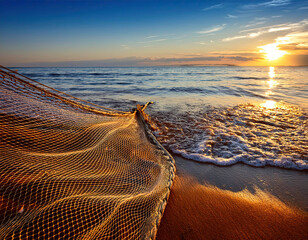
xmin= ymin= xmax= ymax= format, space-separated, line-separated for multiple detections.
xmin=4 ymin=64 xmax=308 ymax=68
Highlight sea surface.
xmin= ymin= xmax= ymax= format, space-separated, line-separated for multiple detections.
xmin=16 ymin=66 xmax=308 ymax=170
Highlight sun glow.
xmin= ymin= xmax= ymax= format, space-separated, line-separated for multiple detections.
xmin=259 ymin=43 xmax=287 ymax=61
xmin=261 ymin=100 xmax=277 ymax=109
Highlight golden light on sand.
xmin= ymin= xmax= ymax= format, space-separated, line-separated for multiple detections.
xmin=261 ymin=100 xmax=277 ymax=109
xmin=259 ymin=43 xmax=287 ymax=61
xmin=157 ymin=175 xmax=308 ymax=240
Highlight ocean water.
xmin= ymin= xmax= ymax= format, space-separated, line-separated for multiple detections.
xmin=16 ymin=66 xmax=308 ymax=170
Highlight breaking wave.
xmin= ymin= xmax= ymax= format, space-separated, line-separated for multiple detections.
xmin=151 ymin=103 xmax=308 ymax=170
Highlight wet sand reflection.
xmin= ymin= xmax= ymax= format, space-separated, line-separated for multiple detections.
xmin=157 ymin=174 xmax=308 ymax=240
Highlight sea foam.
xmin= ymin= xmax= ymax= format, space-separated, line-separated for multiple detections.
xmin=152 ymin=103 xmax=308 ymax=170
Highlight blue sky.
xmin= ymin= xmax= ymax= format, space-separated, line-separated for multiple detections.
xmin=1 ymin=0 xmax=308 ymax=66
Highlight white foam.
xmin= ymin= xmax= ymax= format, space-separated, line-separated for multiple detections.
xmin=171 ymin=149 xmax=308 ymax=170
xmin=152 ymin=103 xmax=308 ymax=171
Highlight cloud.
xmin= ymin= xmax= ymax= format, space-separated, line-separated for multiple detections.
xmin=17 ymin=54 xmax=258 ymax=67
xmin=279 ymin=44 xmax=308 ymax=51
xmin=202 ymin=3 xmax=223 ymax=11
xmin=210 ymin=51 xmax=260 ymax=56
xmin=145 ymin=35 xmax=158 ymax=39
xmin=138 ymin=38 xmax=167 ymax=44
xmin=243 ymin=0 xmax=290 ymax=9
xmin=222 ymin=31 xmax=266 ymax=41
xmin=241 ymin=20 xmax=308 ymax=33
xmin=139 ymin=34 xmax=178 ymax=45
xmin=173 ymin=54 xmax=202 ymax=57
xmin=197 ymin=24 xmax=226 ymax=34
xmin=152 ymin=56 xmax=224 ymax=63
xmin=227 ymin=14 xmax=238 ymax=19
xmin=255 ymin=17 xmax=267 ymax=21
xmin=143 ymin=55 xmax=257 ymax=64
xmin=222 ymin=36 xmax=246 ymax=42
xmin=228 ymin=56 xmax=255 ymax=61
xmin=258 ymin=31 xmax=308 ymax=64
xmin=261 ymin=0 xmax=290 ymax=6
xmin=120 ymin=44 xmax=130 ymax=50
xmin=224 ymin=19 xmax=308 ymax=42
xmin=242 ymin=22 xmax=266 ymax=28
xmin=268 ymin=27 xmax=291 ymax=32
xmin=276 ymin=32 xmax=308 ymax=49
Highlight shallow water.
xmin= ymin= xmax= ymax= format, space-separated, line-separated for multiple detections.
xmin=16 ymin=66 xmax=308 ymax=170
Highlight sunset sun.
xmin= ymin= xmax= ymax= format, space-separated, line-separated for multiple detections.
xmin=259 ymin=43 xmax=288 ymax=61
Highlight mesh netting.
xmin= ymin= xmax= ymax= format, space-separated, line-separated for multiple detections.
xmin=0 ymin=66 xmax=175 ymax=240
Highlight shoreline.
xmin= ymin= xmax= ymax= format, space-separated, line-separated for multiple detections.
xmin=172 ymin=154 xmax=308 ymax=211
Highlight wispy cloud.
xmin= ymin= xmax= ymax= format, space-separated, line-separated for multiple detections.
xmin=276 ymin=32 xmax=308 ymax=50
xmin=243 ymin=0 xmax=291 ymax=9
xmin=264 ymin=0 xmax=290 ymax=6
xmin=255 ymin=17 xmax=267 ymax=21
xmin=145 ymin=55 xmax=256 ymax=64
xmin=242 ymin=22 xmax=266 ymax=28
xmin=202 ymin=3 xmax=223 ymax=11
xmin=222 ymin=35 xmax=247 ymax=42
xmin=241 ymin=19 xmax=308 ymax=33
xmin=197 ymin=24 xmax=226 ymax=34
xmin=268 ymin=27 xmax=291 ymax=32
xmin=138 ymin=38 xmax=167 ymax=44
xmin=279 ymin=44 xmax=308 ymax=51
xmin=120 ymin=44 xmax=130 ymax=50
xmin=145 ymin=35 xmax=158 ymax=39
xmin=227 ymin=14 xmax=238 ymax=19
xmin=222 ymin=30 xmax=265 ymax=41
xmin=223 ymin=19 xmax=308 ymax=42
xmin=298 ymin=6 xmax=308 ymax=10
xmin=195 ymin=41 xmax=215 ymax=45
xmin=210 ymin=51 xmax=260 ymax=56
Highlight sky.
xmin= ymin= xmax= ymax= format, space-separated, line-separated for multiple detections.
xmin=0 ymin=0 xmax=308 ymax=67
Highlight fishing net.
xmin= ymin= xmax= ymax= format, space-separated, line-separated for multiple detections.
xmin=0 ymin=66 xmax=175 ymax=240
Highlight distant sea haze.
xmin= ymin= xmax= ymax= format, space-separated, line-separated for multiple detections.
xmin=17 ymin=66 xmax=308 ymax=170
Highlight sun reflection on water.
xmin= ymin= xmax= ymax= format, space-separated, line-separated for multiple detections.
xmin=263 ymin=67 xmax=277 ymax=107
xmin=261 ymin=100 xmax=277 ymax=109
xmin=268 ymin=66 xmax=275 ymax=79
xmin=268 ymin=80 xmax=277 ymax=89
xmin=265 ymin=90 xmax=273 ymax=96
xmin=267 ymin=66 xmax=277 ymax=89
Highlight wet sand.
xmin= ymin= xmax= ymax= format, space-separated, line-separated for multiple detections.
xmin=173 ymin=155 xmax=308 ymax=210
xmin=156 ymin=155 xmax=308 ymax=240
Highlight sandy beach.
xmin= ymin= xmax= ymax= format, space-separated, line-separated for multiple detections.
xmin=157 ymin=155 xmax=308 ymax=240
